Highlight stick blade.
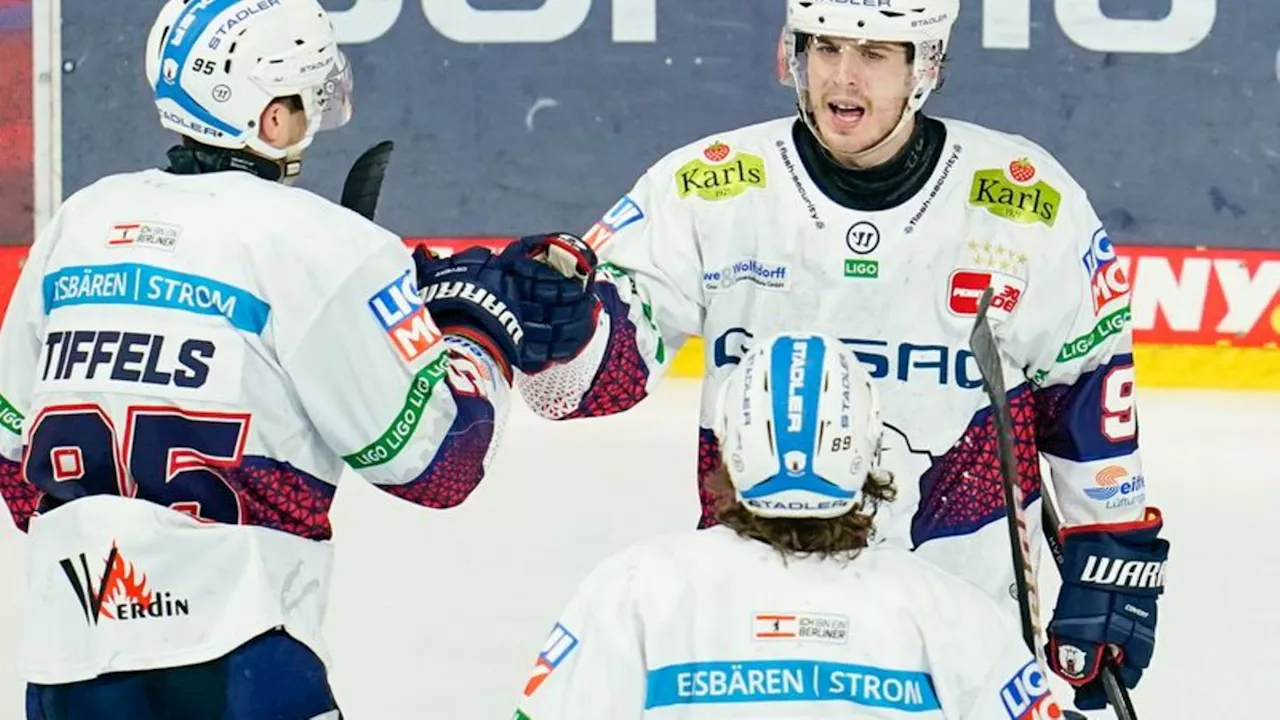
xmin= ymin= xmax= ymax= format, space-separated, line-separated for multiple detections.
xmin=340 ymin=140 xmax=395 ymax=221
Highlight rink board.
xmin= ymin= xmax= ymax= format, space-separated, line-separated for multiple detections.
xmin=0 ymin=239 xmax=1271 ymax=389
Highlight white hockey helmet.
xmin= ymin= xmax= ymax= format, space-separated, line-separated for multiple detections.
xmin=144 ymin=0 xmax=353 ymax=161
xmin=713 ymin=332 xmax=885 ymax=520
xmin=782 ymin=0 xmax=960 ymax=150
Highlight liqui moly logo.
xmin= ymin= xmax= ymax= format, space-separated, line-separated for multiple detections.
xmin=368 ymin=271 xmax=442 ymax=363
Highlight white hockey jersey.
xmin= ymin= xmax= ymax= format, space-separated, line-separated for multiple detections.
xmin=520 ymin=116 xmax=1146 ymax=612
xmin=515 ymin=526 xmax=1064 ymax=720
xmin=0 ymin=168 xmax=510 ymax=683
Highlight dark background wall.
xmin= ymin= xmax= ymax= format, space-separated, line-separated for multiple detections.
xmin=59 ymin=0 xmax=1277 ymax=248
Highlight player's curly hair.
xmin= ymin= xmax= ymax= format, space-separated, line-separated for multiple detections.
xmin=707 ymin=462 xmax=897 ymax=563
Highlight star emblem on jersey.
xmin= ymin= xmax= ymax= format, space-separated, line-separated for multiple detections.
xmin=967 ymin=239 xmax=1028 ymax=277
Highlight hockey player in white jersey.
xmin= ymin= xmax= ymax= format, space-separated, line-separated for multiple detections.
xmin=512 ymin=0 xmax=1169 ymax=712
xmin=515 ymin=332 xmax=1065 ymax=720
xmin=0 ymin=0 xmax=587 ymax=718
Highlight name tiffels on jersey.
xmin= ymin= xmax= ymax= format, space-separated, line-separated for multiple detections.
xmin=676 ymin=141 xmax=767 ymax=202
xmin=60 ymin=542 xmax=191 ymax=626
xmin=969 ymin=158 xmax=1061 ymax=228
xmin=523 ymin=622 xmax=579 ymax=697
xmin=368 ymin=271 xmax=441 ymax=363
xmin=703 ymin=259 xmax=790 ymax=292
xmin=40 ymin=330 xmax=214 ymax=389
xmin=582 ymin=195 xmax=645 ymax=251
xmin=1000 ymin=660 xmax=1061 ymax=720
xmin=106 ymin=222 xmax=181 ymax=252
xmin=1082 ymin=230 xmax=1131 ymax=314
xmin=753 ymin=612 xmax=849 ymax=644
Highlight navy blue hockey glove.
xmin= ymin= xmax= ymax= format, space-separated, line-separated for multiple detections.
xmin=496 ymin=233 xmax=599 ymax=374
xmin=411 ymin=244 xmax=524 ymax=382
xmin=1046 ymin=508 xmax=1168 ymax=710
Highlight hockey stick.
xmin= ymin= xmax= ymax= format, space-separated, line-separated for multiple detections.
xmin=968 ymin=287 xmax=1137 ymax=720
xmin=340 ymin=140 xmax=395 ymax=221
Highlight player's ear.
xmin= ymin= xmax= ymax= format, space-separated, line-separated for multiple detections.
xmin=258 ymin=96 xmax=303 ymax=147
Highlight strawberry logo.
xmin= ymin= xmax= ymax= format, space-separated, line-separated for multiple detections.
xmin=1007 ymin=157 xmax=1036 ymax=184
xmin=704 ymin=141 xmax=731 ymax=163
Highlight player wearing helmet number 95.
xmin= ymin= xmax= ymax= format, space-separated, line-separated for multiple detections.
xmin=516 ymin=0 xmax=1168 ymax=712
xmin=0 ymin=0 xmax=584 ymax=718
xmin=514 ymin=332 xmax=1066 ymax=720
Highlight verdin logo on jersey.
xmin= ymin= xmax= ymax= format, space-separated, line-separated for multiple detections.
xmin=969 ymin=158 xmax=1061 ymax=227
xmin=675 ymin=141 xmax=766 ymax=202
xmin=999 ymin=660 xmax=1061 ymax=720
xmin=60 ymin=542 xmax=191 ymax=626
xmin=948 ymin=270 xmax=1026 ymax=317
xmin=368 ymin=271 xmax=442 ymax=362
xmin=582 ymin=195 xmax=644 ymax=251
xmin=106 ymin=221 xmax=181 ymax=251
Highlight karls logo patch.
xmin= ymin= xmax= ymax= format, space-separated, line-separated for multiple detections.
xmin=948 ymin=270 xmax=1026 ymax=317
xmin=582 ymin=195 xmax=644 ymax=251
xmin=969 ymin=158 xmax=1061 ymax=227
xmin=752 ymin=612 xmax=849 ymax=644
xmin=675 ymin=141 xmax=767 ymax=201
xmin=523 ymin=622 xmax=579 ymax=697
xmin=61 ymin=542 xmax=190 ymax=626
xmin=368 ymin=271 xmax=441 ymax=363
xmin=106 ymin=222 xmax=182 ymax=251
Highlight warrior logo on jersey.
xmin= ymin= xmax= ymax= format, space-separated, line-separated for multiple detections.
xmin=368 ymin=271 xmax=441 ymax=363
xmin=523 ymin=622 xmax=579 ymax=697
xmin=1082 ymin=229 xmax=1131 ymax=314
xmin=582 ymin=195 xmax=645 ymax=251
xmin=969 ymin=159 xmax=1061 ymax=228
xmin=60 ymin=541 xmax=191 ymax=626
xmin=999 ymin=660 xmax=1062 ymax=720
xmin=676 ymin=142 xmax=767 ymax=202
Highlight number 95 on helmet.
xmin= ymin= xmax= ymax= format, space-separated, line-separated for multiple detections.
xmin=712 ymin=332 xmax=886 ymax=520
xmin=144 ymin=0 xmax=353 ymax=160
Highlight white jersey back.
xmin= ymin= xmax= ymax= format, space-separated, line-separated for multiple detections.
xmin=516 ymin=526 xmax=1062 ymax=720
xmin=0 ymin=168 xmax=509 ymax=682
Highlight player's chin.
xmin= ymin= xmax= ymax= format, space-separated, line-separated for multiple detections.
xmin=817 ymin=124 xmax=881 ymax=158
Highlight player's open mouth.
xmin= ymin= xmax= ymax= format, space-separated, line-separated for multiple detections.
xmin=827 ymin=102 xmax=865 ymax=129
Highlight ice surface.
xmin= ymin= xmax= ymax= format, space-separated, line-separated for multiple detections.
xmin=1 ymin=381 xmax=1276 ymax=718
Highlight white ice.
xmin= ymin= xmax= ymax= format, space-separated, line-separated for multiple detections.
xmin=0 ymin=381 xmax=1276 ymax=718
